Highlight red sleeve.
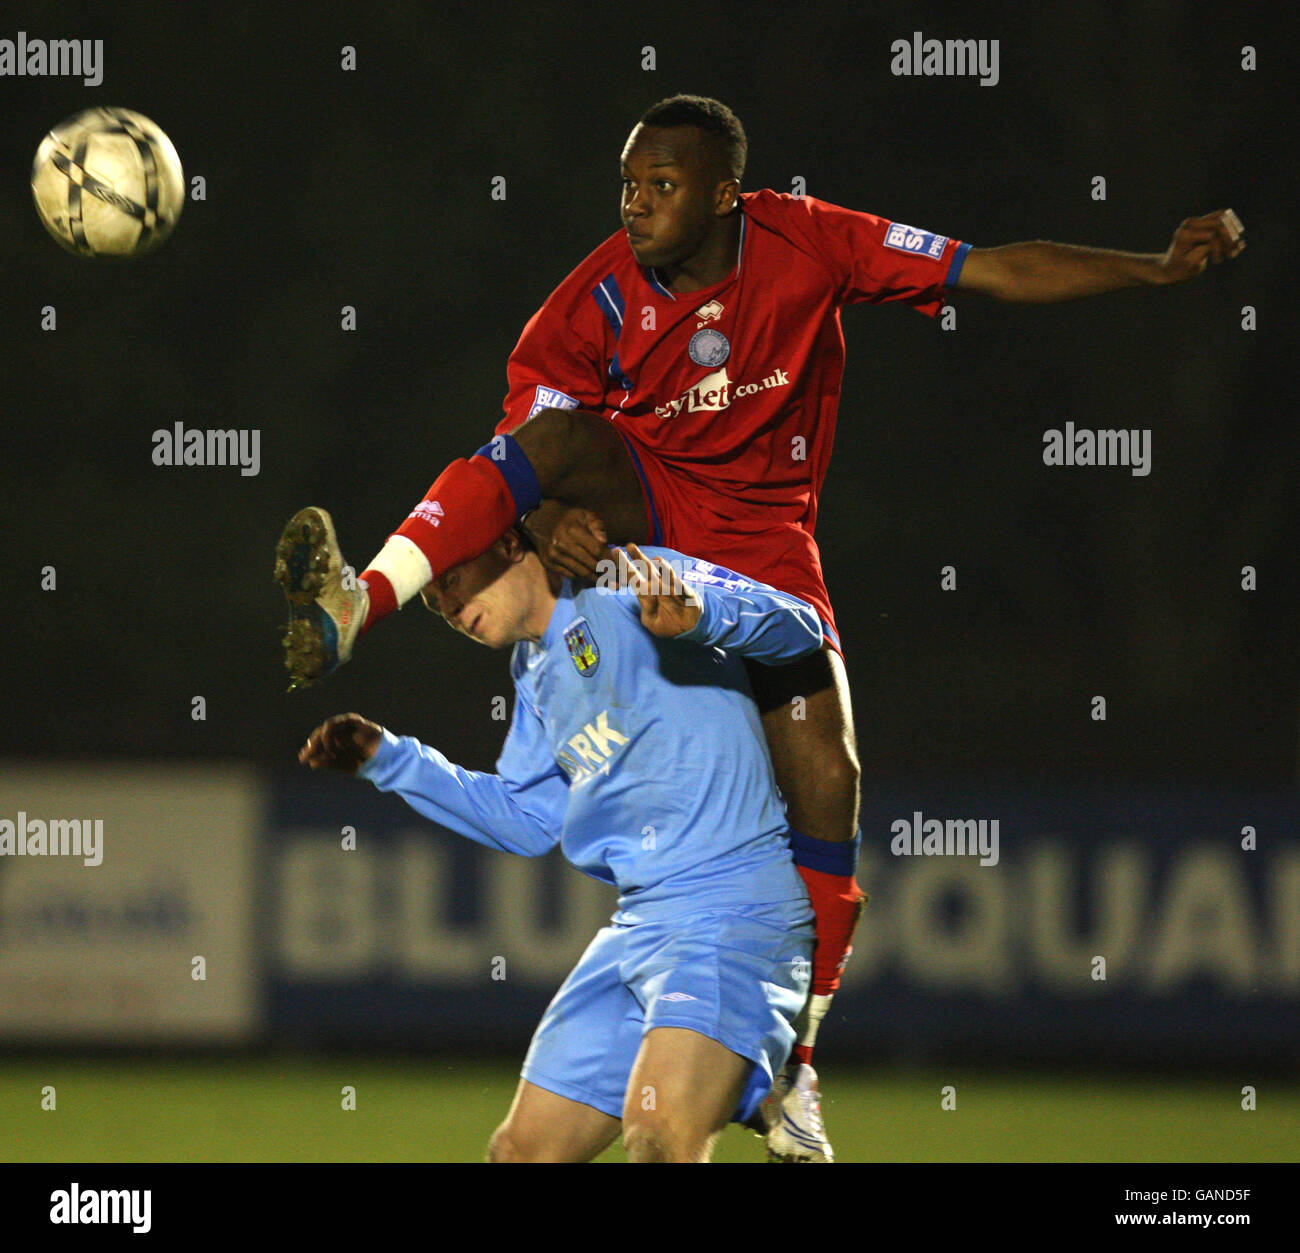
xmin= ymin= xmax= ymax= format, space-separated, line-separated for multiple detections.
xmin=496 ymin=304 xmax=607 ymax=436
xmin=753 ymin=192 xmax=968 ymax=318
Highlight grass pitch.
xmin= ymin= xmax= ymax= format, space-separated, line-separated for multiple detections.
xmin=3 ymin=1058 xmax=1294 ymax=1163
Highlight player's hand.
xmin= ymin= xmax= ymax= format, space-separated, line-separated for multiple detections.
xmin=525 ymin=500 xmax=614 ymax=582
xmin=1158 ymin=209 xmax=1244 ymax=283
xmin=298 ymin=713 xmax=383 ymax=774
xmin=620 ymin=542 xmax=702 ymax=638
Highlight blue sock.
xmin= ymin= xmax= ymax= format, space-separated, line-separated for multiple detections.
xmin=788 ymin=826 xmax=861 ymax=876
xmin=474 ymin=434 xmax=542 ymax=518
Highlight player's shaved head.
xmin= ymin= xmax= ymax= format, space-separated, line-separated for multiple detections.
xmin=620 ymin=125 xmax=716 ymax=186
xmin=637 ymin=94 xmax=746 ymax=181
xmin=620 ymin=97 xmax=745 ymax=276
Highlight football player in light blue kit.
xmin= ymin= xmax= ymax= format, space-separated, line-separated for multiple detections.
xmin=298 ymin=523 xmax=822 ymax=1163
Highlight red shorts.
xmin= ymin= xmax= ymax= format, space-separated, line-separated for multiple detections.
xmin=615 ymin=428 xmax=842 ymax=656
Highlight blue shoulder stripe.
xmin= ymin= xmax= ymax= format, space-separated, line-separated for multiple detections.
xmin=591 ymin=274 xmax=633 ymax=390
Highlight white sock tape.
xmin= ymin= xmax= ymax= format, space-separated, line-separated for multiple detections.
xmin=797 ymin=993 xmax=834 ymax=1049
xmin=363 ymin=534 xmax=433 ymax=607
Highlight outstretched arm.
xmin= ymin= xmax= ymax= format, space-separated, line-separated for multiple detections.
xmin=956 ymin=209 xmax=1244 ymax=302
xmin=300 ymin=708 xmax=566 ymax=857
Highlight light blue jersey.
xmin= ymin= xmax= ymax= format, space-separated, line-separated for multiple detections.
xmin=359 ymin=548 xmax=823 ymax=925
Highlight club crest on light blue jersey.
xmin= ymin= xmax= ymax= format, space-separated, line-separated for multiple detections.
xmin=563 ymin=617 xmax=600 ymax=676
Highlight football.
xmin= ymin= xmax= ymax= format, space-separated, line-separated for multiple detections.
xmin=31 ymin=107 xmax=185 ymax=257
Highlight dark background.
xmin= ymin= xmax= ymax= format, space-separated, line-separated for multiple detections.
xmin=1 ymin=0 xmax=1293 ymax=788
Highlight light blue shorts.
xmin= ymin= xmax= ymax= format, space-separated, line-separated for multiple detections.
xmin=520 ymin=901 xmax=814 ymax=1125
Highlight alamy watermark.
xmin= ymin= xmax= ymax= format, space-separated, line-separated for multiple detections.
xmin=891 ymin=33 xmax=999 ymax=86
xmin=50 ymin=1183 xmax=150 ymax=1233
xmin=0 ymin=32 xmax=102 ymax=86
xmin=594 ymin=553 xmax=697 ymax=596
xmin=890 ymin=810 xmax=999 ymax=867
xmin=1043 ymin=422 xmax=1151 ymax=476
xmin=152 ymin=423 xmax=261 ymax=476
xmin=0 ymin=813 xmax=102 ymax=867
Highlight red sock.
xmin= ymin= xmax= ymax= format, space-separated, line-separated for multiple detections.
xmin=396 ymin=457 xmax=517 ymax=575
xmin=361 ymin=457 xmax=517 ymax=631
xmin=796 ymin=865 xmax=868 ymax=997
xmin=359 ymin=569 xmax=396 ymax=633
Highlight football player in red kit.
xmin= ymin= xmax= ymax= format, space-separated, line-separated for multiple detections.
xmin=276 ymin=95 xmax=1243 ymax=1160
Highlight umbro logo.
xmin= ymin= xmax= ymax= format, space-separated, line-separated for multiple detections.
xmin=658 ymin=991 xmax=697 ymax=1003
xmin=409 ymin=500 xmax=445 ymax=527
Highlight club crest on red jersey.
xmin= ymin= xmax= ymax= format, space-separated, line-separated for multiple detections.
xmin=563 ymin=617 xmax=600 ymax=676
xmin=688 ymin=327 xmax=730 ymax=367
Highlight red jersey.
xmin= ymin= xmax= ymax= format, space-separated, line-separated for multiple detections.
xmin=496 ymin=190 xmax=968 ymax=646
xmin=498 ymin=190 xmax=966 ymax=530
